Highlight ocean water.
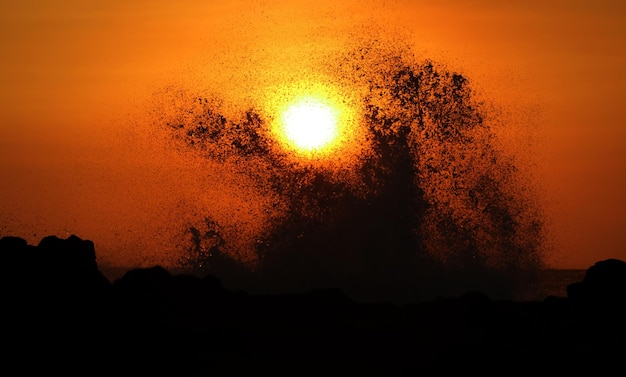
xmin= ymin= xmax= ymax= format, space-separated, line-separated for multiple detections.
xmin=100 ymin=266 xmax=587 ymax=302
xmin=514 ymin=269 xmax=586 ymax=301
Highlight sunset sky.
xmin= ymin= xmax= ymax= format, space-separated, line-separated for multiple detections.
xmin=1 ymin=0 xmax=625 ymax=270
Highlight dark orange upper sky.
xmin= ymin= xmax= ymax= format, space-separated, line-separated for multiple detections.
xmin=1 ymin=0 xmax=625 ymax=269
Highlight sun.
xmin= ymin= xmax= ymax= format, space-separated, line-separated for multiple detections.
xmin=282 ymin=98 xmax=338 ymax=151
xmin=265 ymin=79 xmax=366 ymax=165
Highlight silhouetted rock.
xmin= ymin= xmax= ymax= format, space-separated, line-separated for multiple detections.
xmin=38 ymin=234 xmax=97 ymax=265
xmin=2 ymin=235 xmax=626 ymax=374
xmin=567 ymin=258 xmax=626 ymax=321
xmin=0 ymin=235 xmax=36 ymax=277
xmin=565 ymin=258 xmax=626 ymax=349
xmin=113 ymin=264 xmax=172 ymax=292
xmin=567 ymin=258 xmax=626 ymax=303
xmin=0 ymin=235 xmax=30 ymax=253
xmin=0 ymin=235 xmax=116 ymax=375
xmin=1 ymin=234 xmax=111 ymax=305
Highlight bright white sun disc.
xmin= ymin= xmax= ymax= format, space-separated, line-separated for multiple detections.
xmin=283 ymin=99 xmax=338 ymax=151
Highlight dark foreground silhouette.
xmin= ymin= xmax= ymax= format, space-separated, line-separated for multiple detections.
xmin=2 ymin=235 xmax=625 ymax=375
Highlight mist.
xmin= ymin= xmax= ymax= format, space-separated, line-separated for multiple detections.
xmin=146 ymin=36 xmax=547 ymax=302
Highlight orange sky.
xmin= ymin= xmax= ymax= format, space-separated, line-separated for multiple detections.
xmin=1 ymin=0 xmax=625 ymax=270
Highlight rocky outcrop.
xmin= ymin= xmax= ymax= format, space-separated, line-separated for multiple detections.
xmin=1 ymin=234 xmax=625 ymax=375
xmin=0 ymin=234 xmax=111 ymax=301
xmin=567 ymin=258 xmax=626 ymax=303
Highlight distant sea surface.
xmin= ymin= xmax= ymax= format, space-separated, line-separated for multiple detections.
xmin=100 ymin=266 xmax=586 ymax=302
xmin=515 ymin=269 xmax=586 ymax=301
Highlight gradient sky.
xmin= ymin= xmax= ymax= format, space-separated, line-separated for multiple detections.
xmin=1 ymin=0 xmax=625 ymax=269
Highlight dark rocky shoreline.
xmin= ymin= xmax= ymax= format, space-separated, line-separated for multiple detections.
xmin=2 ymin=234 xmax=625 ymax=375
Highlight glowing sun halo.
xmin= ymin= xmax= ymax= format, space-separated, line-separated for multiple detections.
xmin=282 ymin=98 xmax=338 ymax=151
xmin=268 ymin=81 xmax=364 ymax=164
